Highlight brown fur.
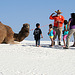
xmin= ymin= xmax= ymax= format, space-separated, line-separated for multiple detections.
xmin=14 ymin=23 xmax=30 ymax=42
xmin=0 ymin=22 xmax=30 ymax=44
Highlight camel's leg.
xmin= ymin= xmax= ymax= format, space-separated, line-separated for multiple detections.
xmin=0 ymin=37 xmax=5 ymax=44
xmin=0 ymin=33 xmax=6 ymax=44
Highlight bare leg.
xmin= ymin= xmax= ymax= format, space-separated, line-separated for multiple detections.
xmin=59 ymin=38 xmax=61 ymax=42
xmin=51 ymin=38 xmax=54 ymax=47
xmin=63 ymin=39 xmax=66 ymax=47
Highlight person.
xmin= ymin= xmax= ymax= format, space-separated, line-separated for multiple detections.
xmin=48 ymin=24 xmax=54 ymax=47
xmin=49 ymin=10 xmax=64 ymax=45
xmin=33 ymin=23 xmax=43 ymax=47
xmin=63 ymin=20 xmax=69 ymax=47
xmin=64 ymin=13 xmax=75 ymax=49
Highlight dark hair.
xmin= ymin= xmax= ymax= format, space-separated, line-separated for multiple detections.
xmin=49 ymin=24 xmax=52 ymax=28
xmin=71 ymin=13 xmax=75 ymax=19
xmin=70 ymin=13 xmax=75 ymax=25
xmin=64 ymin=20 xmax=68 ymax=25
xmin=36 ymin=23 xmax=40 ymax=27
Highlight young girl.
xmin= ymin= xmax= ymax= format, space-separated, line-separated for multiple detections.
xmin=48 ymin=24 xmax=54 ymax=47
xmin=63 ymin=20 xmax=69 ymax=47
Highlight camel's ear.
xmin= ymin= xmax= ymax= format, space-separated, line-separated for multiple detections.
xmin=23 ymin=24 xmax=25 ymax=27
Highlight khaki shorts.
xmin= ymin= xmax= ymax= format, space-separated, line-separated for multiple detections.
xmin=53 ymin=27 xmax=62 ymax=40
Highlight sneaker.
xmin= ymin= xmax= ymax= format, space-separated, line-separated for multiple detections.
xmin=70 ymin=44 xmax=75 ymax=47
xmin=59 ymin=42 xmax=61 ymax=45
xmin=49 ymin=45 xmax=52 ymax=47
xmin=49 ymin=45 xmax=53 ymax=48
xmin=63 ymin=47 xmax=69 ymax=49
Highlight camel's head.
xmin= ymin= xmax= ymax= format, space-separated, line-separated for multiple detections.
xmin=19 ymin=23 xmax=30 ymax=34
xmin=20 ymin=23 xmax=30 ymax=33
xmin=23 ymin=23 xmax=30 ymax=29
xmin=14 ymin=23 xmax=30 ymax=42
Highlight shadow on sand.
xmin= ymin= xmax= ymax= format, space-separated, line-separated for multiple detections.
xmin=21 ymin=44 xmax=75 ymax=50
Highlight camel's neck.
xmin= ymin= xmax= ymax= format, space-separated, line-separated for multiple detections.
xmin=14 ymin=28 xmax=29 ymax=42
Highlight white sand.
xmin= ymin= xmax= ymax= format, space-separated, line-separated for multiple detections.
xmin=0 ymin=40 xmax=75 ymax=75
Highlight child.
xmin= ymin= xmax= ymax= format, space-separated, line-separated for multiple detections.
xmin=63 ymin=20 xmax=69 ymax=47
xmin=33 ymin=23 xmax=43 ymax=47
xmin=48 ymin=24 xmax=54 ymax=47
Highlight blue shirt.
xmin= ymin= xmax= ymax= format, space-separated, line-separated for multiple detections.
xmin=63 ymin=25 xmax=69 ymax=35
xmin=49 ymin=30 xmax=53 ymax=36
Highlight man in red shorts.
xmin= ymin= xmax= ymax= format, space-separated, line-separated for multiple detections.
xmin=49 ymin=10 xmax=64 ymax=45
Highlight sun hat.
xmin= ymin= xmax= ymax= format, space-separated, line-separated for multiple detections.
xmin=55 ymin=10 xmax=62 ymax=14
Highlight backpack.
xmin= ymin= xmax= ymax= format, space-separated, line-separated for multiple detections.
xmin=53 ymin=30 xmax=55 ymax=35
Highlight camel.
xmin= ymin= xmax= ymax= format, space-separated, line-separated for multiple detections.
xmin=0 ymin=22 xmax=30 ymax=44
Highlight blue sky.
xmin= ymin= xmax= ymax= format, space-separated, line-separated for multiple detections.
xmin=0 ymin=0 xmax=75 ymax=41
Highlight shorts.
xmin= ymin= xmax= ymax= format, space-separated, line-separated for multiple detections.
xmin=63 ymin=35 xmax=68 ymax=40
xmin=49 ymin=36 xmax=54 ymax=39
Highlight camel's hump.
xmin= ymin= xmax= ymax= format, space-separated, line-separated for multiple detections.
xmin=0 ymin=22 xmax=10 ymax=28
xmin=0 ymin=22 xmax=6 ymax=29
xmin=0 ymin=22 xmax=7 ymax=26
xmin=0 ymin=22 xmax=14 ymax=33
